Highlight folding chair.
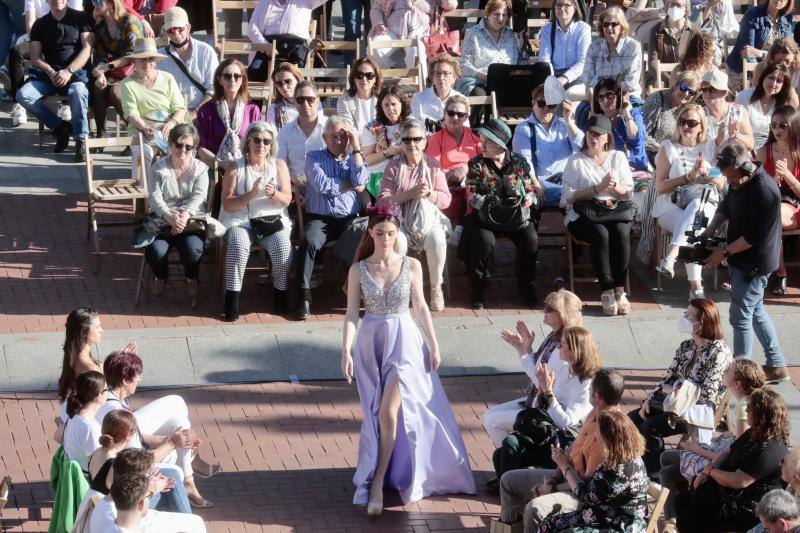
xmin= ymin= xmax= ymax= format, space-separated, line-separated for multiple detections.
xmin=564 ymin=233 xmax=631 ymax=294
xmin=306 ymin=38 xmax=360 ymax=67
xmin=648 ymin=58 xmax=679 ymax=95
xmin=467 ymin=93 xmax=499 ymax=126
xmin=742 ymin=60 xmax=758 ymax=90
xmin=645 ymin=482 xmax=670 ymax=533
xmin=382 ymin=64 xmax=425 ymax=94
xmin=84 ymin=133 xmax=148 ymax=273
xmin=297 ymin=66 xmax=351 ymax=100
xmin=211 ymin=0 xmax=260 ymax=48
xmin=655 ymin=225 xmax=719 ymax=291
xmin=526 ymin=17 xmax=550 ymax=57
xmin=367 ymin=37 xmax=424 ymax=77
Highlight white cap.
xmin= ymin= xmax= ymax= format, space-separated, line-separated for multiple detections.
xmin=163 ymin=7 xmax=189 ymax=31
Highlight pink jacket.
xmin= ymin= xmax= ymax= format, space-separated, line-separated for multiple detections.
xmin=379 ymin=155 xmax=451 ymax=210
xmin=370 ymin=0 xmax=432 ymax=38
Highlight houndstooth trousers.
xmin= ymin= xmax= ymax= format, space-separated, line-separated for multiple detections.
xmin=224 ymin=223 xmax=293 ymax=291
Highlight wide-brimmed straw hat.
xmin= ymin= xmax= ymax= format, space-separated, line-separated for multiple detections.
xmin=128 ymin=37 xmax=167 ymax=60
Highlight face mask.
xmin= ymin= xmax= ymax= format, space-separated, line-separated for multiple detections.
xmin=667 ymin=6 xmax=684 ymax=21
xmin=677 ymin=316 xmax=696 ymax=335
xmin=172 ymin=38 xmax=189 ymax=48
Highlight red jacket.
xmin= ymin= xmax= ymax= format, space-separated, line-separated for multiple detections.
xmin=124 ymin=0 xmax=179 ymax=18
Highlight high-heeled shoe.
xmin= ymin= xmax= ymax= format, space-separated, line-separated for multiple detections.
xmin=773 ymin=275 xmax=788 ymax=296
xmin=366 ymin=499 xmax=383 ymax=516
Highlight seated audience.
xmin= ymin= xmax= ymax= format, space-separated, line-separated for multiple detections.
xmin=675 ymin=387 xmax=790 ymax=532
xmin=560 ymin=115 xmax=634 ymax=316
xmin=368 ymin=0 xmax=446 ymax=69
xmin=752 ymin=38 xmax=800 ymax=90
xmin=652 ymin=103 xmax=723 ymax=298
xmin=691 ymin=0 xmax=738 ymax=43
xmin=97 ymin=350 xmax=218 ymax=508
xmin=491 ymin=326 xmax=600 ymax=482
xmin=90 ymin=0 xmax=142 ymax=140
xmin=756 ymin=489 xmax=800 ymax=533
xmin=589 ymin=77 xmax=649 ymax=172
xmin=630 ymin=298 xmax=733 ymax=473
xmin=16 ymin=0 xmax=92 ymax=161
xmin=121 ymin=37 xmax=186 ymax=184
xmin=538 ymin=410 xmax=649 ymax=532
xmin=736 ymin=63 xmax=798 ymax=153
xmin=659 ymin=358 xmax=766 ymax=532
xmin=644 ymin=70 xmax=701 ymax=162
xmin=580 ymin=7 xmax=642 ymax=100
xmin=144 ymin=124 xmax=209 ymax=300
xmin=337 ymin=56 xmax=381 ymax=134
xmin=701 ymin=69 xmax=755 ymax=153
xmin=497 ymin=369 xmax=624 ymax=532
xmin=219 ymin=121 xmax=293 ymax=321
xmin=63 ymin=371 xmax=106 ymax=472
xmin=277 ymin=80 xmax=328 ymax=184
xmin=124 ymin=0 xmax=178 ymax=36
xmin=266 ymin=62 xmax=306 ymax=129
xmin=725 ymin=0 xmax=793 ymax=91
xmin=465 ymin=118 xmax=542 ymax=310
xmin=196 ymin=59 xmax=261 ymax=168
xmin=296 ymin=116 xmax=368 ymax=320
xmin=676 ymin=31 xmax=719 ymax=78
xmin=109 ymin=473 xmax=150 ymax=532
xmin=755 ymin=105 xmax=799 ymax=295
xmin=361 ymin=85 xmax=410 ymax=197
xmin=537 ymin=0 xmax=591 ymax=100
xmin=411 ymin=53 xmax=464 ymax=127
xmin=157 ymin=7 xmax=218 ymax=116
xmin=378 ymin=119 xmax=451 ymax=310
xmin=647 ymin=0 xmax=698 ymax=87
xmin=247 ymin=0 xmax=326 ymax=67
xmin=512 ymin=85 xmax=583 ymax=207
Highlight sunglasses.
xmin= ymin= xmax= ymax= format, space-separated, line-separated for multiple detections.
xmin=543 ymin=304 xmax=554 ymax=313
xmin=173 ymin=142 xmax=195 ymax=151
xmin=771 ymin=121 xmax=789 ymax=130
xmin=402 ymin=137 xmax=424 ymax=144
xmin=166 ymin=26 xmax=185 ymax=34
xmin=678 ymin=82 xmax=697 ymax=96
xmin=296 ymin=95 xmax=317 ymax=105
xmin=91 ymin=0 xmax=104 ymax=5
xmin=678 ymin=118 xmax=700 ymax=128
xmin=602 ymin=21 xmax=620 ymax=28
xmin=274 ymin=78 xmax=295 ymax=86
xmin=251 ymin=137 xmax=273 ymax=146
xmin=535 ymin=99 xmax=556 ymax=109
xmin=446 ymin=109 xmax=467 ymax=119
xmin=222 ymin=72 xmax=243 ymax=82
xmin=596 ymin=91 xmax=616 ymax=102
xmin=354 ymin=71 xmax=376 ymax=80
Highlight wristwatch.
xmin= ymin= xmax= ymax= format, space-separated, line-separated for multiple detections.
xmin=67 ymin=66 xmax=76 ymax=74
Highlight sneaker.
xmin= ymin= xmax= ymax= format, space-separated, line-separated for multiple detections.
xmin=763 ymin=365 xmax=790 ymax=383
xmin=615 ymin=291 xmax=631 ymax=315
xmin=689 ymin=288 xmax=706 ymax=301
xmin=57 ymin=103 xmax=72 ymax=122
xmin=657 ymin=257 xmax=676 ymax=279
xmin=430 ymin=285 xmax=444 ymax=312
xmin=601 ymin=290 xmax=618 ymax=316
xmin=11 ymin=103 xmax=27 ymax=126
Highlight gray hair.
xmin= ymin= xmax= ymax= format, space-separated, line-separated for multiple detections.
xmin=757 ymin=489 xmax=800 ymax=524
xmin=243 ymin=120 xmax=279 ymax=158
xmin=445 ymin=93 xmax=470 ymax=114
xmin=324 ymin=115 xmax=349 ymax=136
xmin=401 ymin=118 xmax=425 ymax=136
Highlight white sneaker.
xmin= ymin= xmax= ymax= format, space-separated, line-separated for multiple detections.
xmin=430 ymin=285 xmax=445 ymax=312
xmin=657 ymin=257 xmax=676 ymax=279
xmin=11 ymin=103 xmax=27 ymax=126
xmin=57 ymin=104 xmax=71 ymax=122
xmin=690 ymin=288 xmax=706 ymax=300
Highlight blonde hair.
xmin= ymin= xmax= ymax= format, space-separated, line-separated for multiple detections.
xmin=598 ymin=410 xmax=646 ymax=469
xmin=598 ymin=6 xmax=628 ymax=38
xmin=104 ymin=0 xmax=129 ymax=24
xmin=445 ymin=93 xmax=470 ymax=114
xmin=562 ymin=326 xmax=602 ymax=381
xmin=484 ymin=0 xmax=511 ymax=17
xmin=671 ymin=69 xmax=701 ymax=89
xmin=544 ymin=289 xmax=583 ymax=338
xmin=671 ymin=102 xmax=709 ymax=144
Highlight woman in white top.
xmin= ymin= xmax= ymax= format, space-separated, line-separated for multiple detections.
xmin=63 ymin=371 xmax=106 ymax=472
xmin=411 ymin=53 xmax=464 ymax=127
xmin=653 ymin=103 xmax=724 ymax=300
xmin=220 ymin=121 xmax=293 ymax=321
xmin=337 ymin=56 xmax=381 ymax=135
xmin=560 ymin=114 xmax=634 ymax=316
xmin=700 ymin=69 xmax=754 ymax=154
xmin=736 ymin=63 xmax=798 ymax=152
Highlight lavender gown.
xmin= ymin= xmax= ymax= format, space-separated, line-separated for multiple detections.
xmin=352 ymin=257 xmax=476 ymax=505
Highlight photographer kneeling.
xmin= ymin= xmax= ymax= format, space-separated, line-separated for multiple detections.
xmin=702 ymin=144 xmax=788 ymax=383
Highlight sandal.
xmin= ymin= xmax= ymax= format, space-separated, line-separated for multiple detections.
xmin=193 ymin=463 xmax=221 ymax=479
xmin=189 ymin=498 xmax=215 ymax=509
xmin=772 ymin=276 xmax=788 ymax=296
xmin=615 ymin=291 xmax=631 ymax=315
xmin=601 ymin=290 xmax=618 ymax=316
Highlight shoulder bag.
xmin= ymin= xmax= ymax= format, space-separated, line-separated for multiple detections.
xmin=477 ymin=169 xmax=530 ymax=232
xmin=166 ymin=48 xmax=207 ymax=95
xmin=672 ymin=183 xmax=720 ymax=209
xmin=573 ymin=197 xmax=634 ymax=223
xmin=422 ymin=4 xmax=461 ymax=57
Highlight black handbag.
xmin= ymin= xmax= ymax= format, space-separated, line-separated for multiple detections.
xmin=249 ymin=215 xmax=284 ymax=240
xmin=247 ymin=34 xmax=309 ymax=81
xmin=512 ymin=406 xmax=558 ymax=446
xmin=478 ymin=195 xmax=530 ymax=232
xmin=573 ymin=198 xmax=634 ymax=224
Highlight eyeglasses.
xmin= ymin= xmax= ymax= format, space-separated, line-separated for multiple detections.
xmin=535 ymin=99 xmax=556 ymax=109
xmin=295 ymin=95 xmax=317 ymax=105
xmin=166 ymin=26 xmax=185 ymax=34
xmin=602 ymin=21 xmax=620 ymax=28
xmin=771 ymin=121 xmax=789 ymax=130
xmin=274 ymin=78 xmax=295 ymax=86
xmin=173 ymin=142 xmax=195 ymax=151
xmin=354 ymin=71 xmax=376 ymax=80
xmin=402 ymin=137 xmax=424 ymax=144
xmin=432 ymin=70 xmax=454 ymax=78
xmin=678 ymin=82 xmax=697 ymax=96
xmin=678 ymin=118 xmax=700 ymax=128
xmin=446 ymin=109 xmax=467 ymax=119
xmin=251 ymin=137 xmax=273 ymax=146
xmin=554 ymin=2 xmax=574 ymax=9
xmin=596 ymin=91 xmax=616 ymax=102
xmin=222 ymin=72 xmax=243 ymax=82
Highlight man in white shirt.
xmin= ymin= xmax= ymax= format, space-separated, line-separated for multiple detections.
xmin=157 ymin=7 xmax=217 ymax=118
xmin=277 ymin=80 xmax=327 ymax=183
xmin=90 ymin=483 xmax=207 ymax=533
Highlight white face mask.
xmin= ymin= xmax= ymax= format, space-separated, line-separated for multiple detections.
xmin=677 ymin=316 xmax=697 ymax=335
xmin=667 ymin=6 xmax=684 ymax=21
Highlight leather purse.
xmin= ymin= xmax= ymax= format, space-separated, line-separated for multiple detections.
xmin=249 ymin=215 xmax=284 ymax=240
xmin=478 ymin=195 xmax=529 ymax=232
xmin=573 ymin=198 xmax=634 ymax=224
xmin=423 ymin=5 xmax=460 ymax=58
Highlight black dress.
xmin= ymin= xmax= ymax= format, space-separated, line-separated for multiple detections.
xmin=89 ymin=458 xmax=113 ymax=494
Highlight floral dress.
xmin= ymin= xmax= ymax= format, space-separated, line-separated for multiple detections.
xmin=538 ymin=458 xmax=650 ymax=533
xmin=465 ymin=153 xmax=536 ymax=211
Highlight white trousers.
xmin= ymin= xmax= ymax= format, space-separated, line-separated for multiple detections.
xmin=656 ymin=197 xmax=717 ymax=282
xmin=134 ymin=395 xmax=194 ymax=479
xmin=395 ymin=226 xmax=448 ymax=287
xmin=142 ymin=509 xmax=207 ymax=533
xmin=483 ymin=397 xmax=525 ymax=448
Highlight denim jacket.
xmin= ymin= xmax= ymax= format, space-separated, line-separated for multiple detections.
xmin=725 ymin=5 xmax=793 ymax=74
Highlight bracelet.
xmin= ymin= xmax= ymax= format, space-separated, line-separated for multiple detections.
xmin=352 ymin=149 xmax=362 ymax=155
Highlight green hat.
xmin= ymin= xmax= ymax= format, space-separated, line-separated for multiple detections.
xmin=476 ymin=118 xmax=512 ymax=149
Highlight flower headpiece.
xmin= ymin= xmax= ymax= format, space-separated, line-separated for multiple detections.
xmin=366 ymin=201 xmax=402 ymax=223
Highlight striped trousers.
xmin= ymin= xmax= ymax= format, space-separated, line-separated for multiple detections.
xmin=224 ymin=223 xmax=293 ymax=291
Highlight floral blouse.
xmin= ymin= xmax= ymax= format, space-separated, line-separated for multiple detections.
xmin=94 ymin=14 xmax=144 ymax=64
xmin=465 ymin=153 xmax=535 ymax=210
xmin=460 ymin=20 xmax=521 ymax=79
xmin=538 ymin=458 xmax=650 ymax=533
xmin=643 ymin=89 xmax=679 ymax=155
xmin=646 ymin=338 xmax=733 ymax=407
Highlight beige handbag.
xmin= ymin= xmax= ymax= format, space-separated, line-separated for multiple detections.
xmin=662 ymin=379 xmax=701 ymax=418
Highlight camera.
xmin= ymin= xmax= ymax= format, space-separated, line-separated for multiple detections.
xmin=676 ymin=188 xmax=726 ymax=264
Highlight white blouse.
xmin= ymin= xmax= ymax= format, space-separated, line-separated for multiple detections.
xmin=63 ymin=415 xmax=102 ymax=471
xmin=735 ymin=87 xmax=773 ymax=152
xmin=651 ymin=139 xmax=716 ymax=219
xmin=219 ymin=157 xmax=290 ymax=228
xmin=559 ymin=150 xmax=634 ymax=225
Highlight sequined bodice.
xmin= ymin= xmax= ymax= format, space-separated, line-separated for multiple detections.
xmin=359 ymin=257 xmax=410 ymax=316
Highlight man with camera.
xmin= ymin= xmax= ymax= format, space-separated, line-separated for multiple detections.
xmin=702 ymin=144 xmax=787 ymax=382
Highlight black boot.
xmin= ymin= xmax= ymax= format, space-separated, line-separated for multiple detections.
xmin=74 ymin=138 xmax=86 ymax=163
xmin=295 ymin=289 xmax=311 ymax=320
xmin=224 ymin=290 xmax=240 ymax=322
xmin=273 ymin=288 xmax=288 ymax=315
xmin=54 ymin=120 xmax=71 ymax=153
xmin=471 ymin=279 xmax=485 ymax=310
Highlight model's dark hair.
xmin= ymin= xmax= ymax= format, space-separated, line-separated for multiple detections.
xmin=66 ymin=370 xmax=105 ymax=418
xmin=765 ymin=105 xmax=796 ymax=146
xmin=110 ymin=473 xmax=148 ymax=512
xmin=376 ymin=86 xmax=411 ymax=126
xmin=59 ymin=307 xmax=99 ymax=402
xmin=591 ymin=77 xmax=621 ymax=115
xmin=114 ymin=448 xmax=154 ymax=476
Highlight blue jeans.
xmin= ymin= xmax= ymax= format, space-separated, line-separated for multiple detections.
xmin=728 ymin=266 xmax=784 ymax=367
xmin=145 ymin=233 xmax=205 ymax=280
xmin=540 ymin=173 xmax=563 ymax=207
xmin=341 ymin=0 xmax=370 ymax=40
xmin=15 ymin=71 xmax=89 ymax=139
xmin=151 ymin=465 xmax=192 ymax=514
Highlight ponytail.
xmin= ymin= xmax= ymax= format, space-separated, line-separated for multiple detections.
xmin=98 ymin=409 xmax=137 ymax=448
xmin=66 ymin=371 xmax=105 ymax=418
